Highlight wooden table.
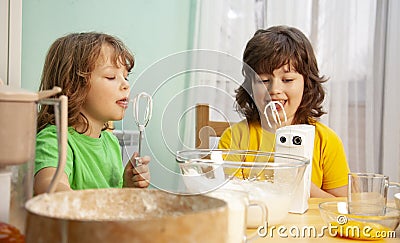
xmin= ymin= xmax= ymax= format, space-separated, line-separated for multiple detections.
xmin=247 ymin=197 xmax=400 ymax=242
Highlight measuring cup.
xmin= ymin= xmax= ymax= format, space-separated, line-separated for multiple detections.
xmin=347 ymin=172 xmax=400 ymax=215
xmin=132 ymin=92 xmax=152 ymax=166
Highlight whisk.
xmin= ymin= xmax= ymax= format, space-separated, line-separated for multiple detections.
xmin=132 ymin=92 xmax=153 ymax=166
xmin=264 ymin=101 xmax=287 ymax=129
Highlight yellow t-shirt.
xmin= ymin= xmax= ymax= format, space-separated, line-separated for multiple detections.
xmin=218 ymin=120 xmax=349 ymax=190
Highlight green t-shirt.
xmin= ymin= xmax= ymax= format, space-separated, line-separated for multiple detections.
xmin=35 ymin=125 xmax=123 ymax=190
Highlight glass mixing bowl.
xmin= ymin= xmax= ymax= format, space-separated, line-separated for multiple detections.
xmin=319 ymin=201 xmax=400 ymax=240
xmin=176 ymin=149 xmax=309 ymax=226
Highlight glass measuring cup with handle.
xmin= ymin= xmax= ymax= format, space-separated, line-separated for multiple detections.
xmin=132 ymin=92 xmax=152 ymax=166
xmin=348 ymin=172 xmax=400 ymax=216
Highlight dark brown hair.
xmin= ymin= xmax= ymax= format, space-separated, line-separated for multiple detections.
xmin=237 ymin=25 xmax=327 ymax=124
xmin=37 ymin=32 xmax=134 ymax=132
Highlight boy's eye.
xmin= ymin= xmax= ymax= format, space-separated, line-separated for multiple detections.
xmin=106 ymin=77 xmax=115 ymax=80
xmin=124 ymin=71 xmax=131 ymax=82
xmin=261 ymin=79 xmax=270 ymax=83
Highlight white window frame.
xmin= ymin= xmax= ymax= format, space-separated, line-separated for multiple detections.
xmin=0 ymin=0 xmax=22 ymax=87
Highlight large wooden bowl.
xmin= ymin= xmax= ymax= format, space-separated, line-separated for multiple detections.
xmin=25 ymin=188 xmax=228 ymax=242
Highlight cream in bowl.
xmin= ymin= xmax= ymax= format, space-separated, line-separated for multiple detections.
xmin=176 ymin=149 xmax=309 ymax=227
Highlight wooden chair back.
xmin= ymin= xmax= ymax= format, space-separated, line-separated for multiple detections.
xmin=195 ymin=103 xmax=231 ymax=149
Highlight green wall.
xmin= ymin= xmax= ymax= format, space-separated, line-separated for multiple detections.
xmin=22 ymin=0 xmax=194 ymax=92
xmin=22 ymin=0 xmax=197 ymax=191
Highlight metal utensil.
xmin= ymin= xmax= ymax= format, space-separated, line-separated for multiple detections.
xmin=132 ymin=92 xmax=153 ymax=166
xmin=264 ymin=101 xmax=287 ymax=128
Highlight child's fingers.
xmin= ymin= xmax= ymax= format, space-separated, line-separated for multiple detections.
xmin=132 ymin=165 xmax=148 ymax=174
xmin=138 ymin=156 xmax=150 ymax=165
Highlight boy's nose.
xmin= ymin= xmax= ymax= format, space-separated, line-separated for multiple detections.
xmin=121 ymin=78 xmax=130 ymax=91
xmin=268 ymin=79 xmax=283 ymax=94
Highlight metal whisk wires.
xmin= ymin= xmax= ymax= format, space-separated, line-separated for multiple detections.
xmin=264 ymin=101 xmax=287 ymax=129
xmin=132 ymin=92 xmax=153 ymax=166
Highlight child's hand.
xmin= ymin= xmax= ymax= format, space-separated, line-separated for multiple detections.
xmin=123 ymin=153 xmax=151 ymax=188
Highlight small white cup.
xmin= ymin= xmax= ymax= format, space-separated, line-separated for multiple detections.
xmin=207 ymin=189 xmax=267 ymax=243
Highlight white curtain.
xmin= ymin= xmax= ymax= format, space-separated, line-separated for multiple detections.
xmin=189 ymin=0 xmax=400 ymax=182
xmin=191 ymin=0 xmax=260 ymax=121
xmin=182 ymin=0 xmax=261 ymax=148
xmin=380 ymin=0 xmax=400 ymax=183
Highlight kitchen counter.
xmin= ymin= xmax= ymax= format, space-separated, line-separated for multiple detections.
xmin=248 ymin=197 xmax=400 ymax=242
